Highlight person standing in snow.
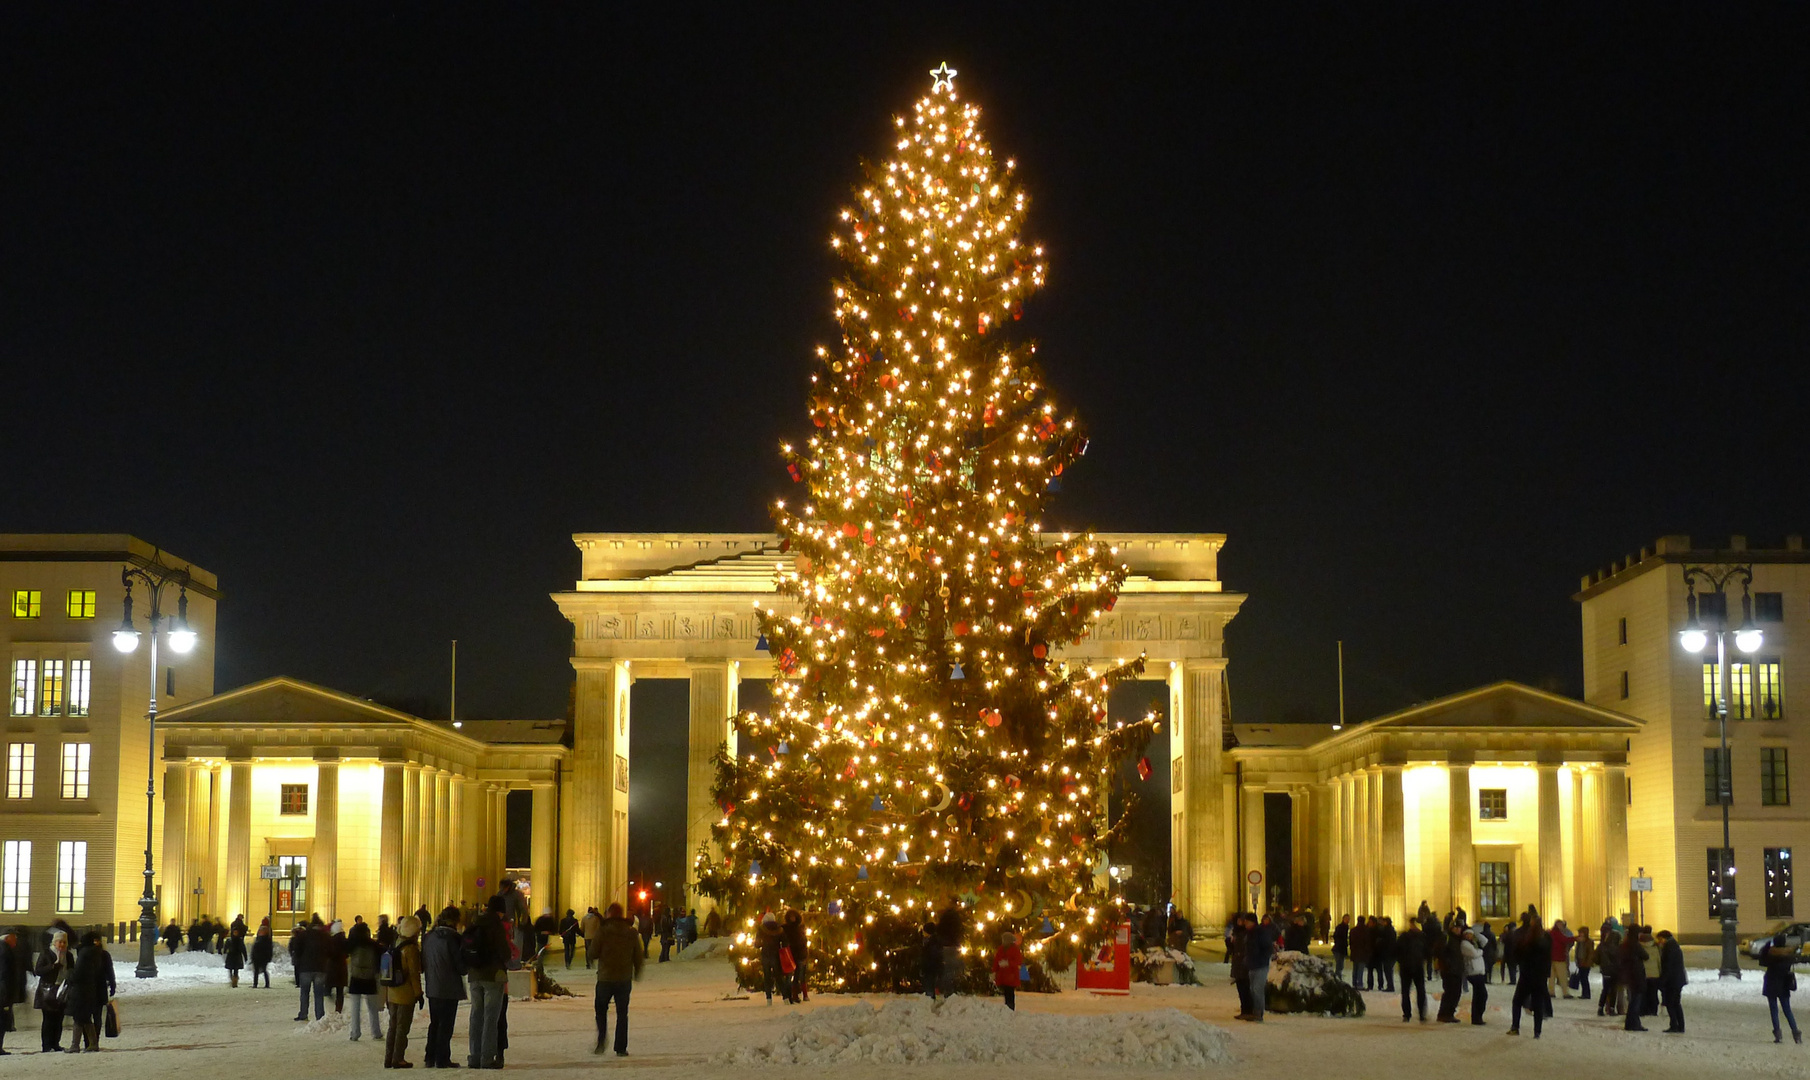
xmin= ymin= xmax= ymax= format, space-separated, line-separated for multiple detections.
xmin=1654 ymin=930 xmax=1686 ymax=1033
xmin=1547 ymin=918 xmax=1576 ymax=1000
xmin=1373 ymin=917 xmax=1398 ymax=993
xmin=1228 ymin=916 xmax=1253 ymax=1019
xmin=223 ymin=924 xmax=248 ymax=988
xmin=919 ymin=919 xmax=943 ymax=1001
xmin=781 ymin=909 xmax=809 ymax=1003
xmin=1508 ymin=915 xmax=1552 ymax=1038
xmin=1243 ymin=912 xmax=1279 ymax=1023
xmin=592 ymin=902 xmax=643 ymax=1056
xmin=293 ymin=916 xmax=329 ymax=1021
xmin=1461 ymin=926 xmax=1489 ymax=1026
xmin=992 ymin=931 xmax=1023 ymax=1011
xmin=327 ymin=918 xmax=350 ymax=1013
xmin=559 ymin=909 xmax=579 ymax=969
xmin=249 ymin=921 xmax=274 ymax=988
xmin=936 ymin=904 xmax=965 ymax=999
xmin=582 ymin=906 xmax=604 ymax=968
xmin=382 ymin=915 xmax=424 ymax=1069
xmin=1618 ymin=925 xmax=1650 ymax=1031
xmin=1572 ymin=926 xmax=1595 ymax=1001
xmin=1395 ymin=920 xmax=1429 ymax=1023
xmin=1761 ymin=931 xmax=1802 ymax=1044
xmin=465 ymin=895 xmax=512 ymax=1070
xmin=1350 ymin=916 xmax=1373 ymax=990
xmin=63 ymin=931 xmax=113 ymax=1054
xmin=1596 ymin=919 xmax=1622 ymax=1015
xmin=345 ymin=916 xmax=384 ymax=1043
xmin=1331 ymin=915 xmax=1351 ymax=982
xmin=421 ymin=906 xmax=466 ymax=1067
xmin=1435 ymin=919 xmax=1467 ymax=1022
xmin=33 ymin=930 xmax=70 ymax=1051
xmin=757 ymin=912 xmax=786 ymax=1003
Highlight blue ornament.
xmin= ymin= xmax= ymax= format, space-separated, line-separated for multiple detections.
xmin=896 ymin=848 xmax=909 ymax=864
xmin=857 ymin=865 xmax=869 ymax=880
xmin=755 ymin=633 xmax=770 ymax=652
xmin=1040 ymin=916 xmax=1055 ymax=935
xmin=871 ymin=795 xmax=885 ymax=812
xmin=864 ymin=436 xmax=876 ymax=449
xmin=750 ymin=860 xmax=762 ymax=877
xmin=950 ymin=662 xmax=965 ymax=680
xmin=828 ymin=899 xmax=842 ymax=915
xmin=777 ymin=741 xmax=790 ymax=754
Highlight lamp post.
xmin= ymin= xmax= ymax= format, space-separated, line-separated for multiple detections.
xmin=113 ymin=554 xmax=198 ymax=979
xmin=1677 ymin=563 xmax=1761 ymax=980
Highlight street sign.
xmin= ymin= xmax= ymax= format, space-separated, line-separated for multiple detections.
xmin=1631 ymin=877 xmax=1653 ymax=892
xmin=1247 ymin=870 xmax=1263 ymax=885
xmin=259 ymin=865 xmax=282 ymax=880
xmin=477 ymin=877 xmax=487 ymax=889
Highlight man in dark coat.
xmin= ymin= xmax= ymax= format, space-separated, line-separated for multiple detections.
xmin=421 ymin=905 xmax=467 ymax=1068
xmin=1509 ymin=917 xmax=1552 ymax=1037
xmin=292 ymin=916 xmax=328 ymax=1021
xmin=1395 ymin=921 xmax=1428 ymax=1022
xmin=1350 ymin=917 xmax=1372 ymax=989
xmin=1435 ymin=921 xmax=1467 ymax=1022
xmin=592 ymin=902 xmax=644 ymax=1056
xmin=0 ymin=927 xmax=28 ymax=1055
xmin=1331 ymin=915 xmax=1351 ymax=982
xmin=1596 ymin=920 xmax=1622 ymax=1015
xmin=1243 ymin=913 xmax=1279 ymax=1023
xmin=1373 ymin=917 xmax=1398 ymax=992
xmin=1617 ymin=927 xmax=1649 ymax=1031
xmin=1655 ymin=930 xmax=1687 ymax=1033
xmin=63 ymin=931 xmax=114 ymax=1053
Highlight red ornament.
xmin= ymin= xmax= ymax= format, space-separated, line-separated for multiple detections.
xmin=867 ymin=627 xmax=886 ymax=638
xmin=957 ymin=792 xmax=973 ymax=810
xmin=786 ymin=462 xmax=801 ymax=481
xmin=954 ymin=621 xmax=970 ymax=636
xmin=1137 ymin=756 xmax=1153 ymax=781
xmin=1005 ymin=774 xmax=1021 ymax=789
xmin=1008 ymin=572 xmax=1024 ymax=587
xmin=981 ymin=708 xmax=1003 ymax=728
xmin=862 ymin=528 xmax=876 ymax=546
xmin=841 ymin=522 xmax=858 ymax=538
xmin=1031 ymin=643 xmax=1047 ymax=659
xmin=983 ymin=403 xmax=997 ymax=425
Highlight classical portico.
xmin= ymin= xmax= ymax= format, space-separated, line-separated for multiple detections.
xmin=1231 ymin=682 xmax=1638 ymax=928
xmin=551 ymin=531 xmax=1245 ymax=927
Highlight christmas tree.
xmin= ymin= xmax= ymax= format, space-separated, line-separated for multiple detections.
xmin=697 ymin=64 xmax=1157 ymax=992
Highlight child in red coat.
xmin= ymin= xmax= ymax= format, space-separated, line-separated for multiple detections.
xmin=992 ymin=931 xmax=1024 ymax=1011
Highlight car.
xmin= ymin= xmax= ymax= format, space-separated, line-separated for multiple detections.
xmin=1745 ymin=922 xmax=1810 ymax=958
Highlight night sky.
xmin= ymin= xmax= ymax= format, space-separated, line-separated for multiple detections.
xmin=4 ymin=7 xmax=1806 ymax=890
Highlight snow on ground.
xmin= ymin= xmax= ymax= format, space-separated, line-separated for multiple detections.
xmin=719 ymin=995 xmax=1232 ymax=1067
xmin=0 ymin=950 xmax=1795 ymax=1079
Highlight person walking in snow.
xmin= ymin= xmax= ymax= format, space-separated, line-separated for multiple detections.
xmin=757 ymin=912 xmax=786 ymax=1003
xmin=465 ymin=895 xmax=512 ymax=1070
xmin=1547 ymin=918 xmax=1576 ymax=1000
xmin=63 ymin=931 xmax=114 ymax=1054
xmin=1596 ymin=919 xmax=1622 ymax=1015
xmin=382 ymin=915 xmax=424 ymax=1069
xmin=936 ymin=903 xmax=966 ymax=999
xmin=919 ymin=919 xmax=943 ymax=1001
xmin=1350 ymin=916 xmax=1373 ymax=990
xmin=1435 ymin=919 xmax=1467 ymax=1022
xmin=33 ymin=929 xmax=70 ymax=1051
xmin=1573 ymin=926 xmax=1595 ymax=1001
xmin=559 ymin=909 xmax=579 ymax=969
xmin=592 ymin=902 xmax=642 ymax=1056
xmin=1655 ymin=930 xmax=1686 ymax=1033
xmin=223 ymin=925 xmax=248 ymax=988
xmin=781 ymin=909 xmax=809 ymax=1003
xmin=421 ymin=906 xmax=466 ymax=1067
xmin=1331 ymin=915 xmax=1351 ymax=982
xmin=345 ymin=916 xmax=384 ymax=1042
xmin=992 ymin=931 xmax=1023 ymax=1011
xmin=1373 ymin=916 xmax=1398 ymax=993
xmin=1761 ymin=932 xmax=1801 ymax=1044
xmin=582 ymin=906 xmax=604 ymax=968
xmin=1395 ymin=920 xmax=1429 ymax=1023
xmin=1508 ymin=915 xmax=1552 ymax=1038
xmin=1618 ymin=925 xmax=1650 ymax=1031
xmin=1243 ymin=911 xmax=1279 ymax=1023
xmin=249 ymin=921 xmax=274 ymax=988
xmin=1228 ymin=915 xmax=1253 ymax=1019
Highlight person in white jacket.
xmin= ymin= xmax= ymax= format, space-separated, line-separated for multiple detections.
xmin=1462 ymin=927 xmax=1489 ymax=1026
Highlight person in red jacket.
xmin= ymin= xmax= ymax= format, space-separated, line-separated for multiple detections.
xmin=992 ymin=931 xmax=1024 ymax=1011
xmin=1547 ymin=919 xmax=1577 ymax=1001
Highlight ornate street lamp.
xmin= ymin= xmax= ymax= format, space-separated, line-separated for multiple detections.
xmin=1678 ymin=563 xmax=1759 ymax=980
xmin=114 ymin=553 xmax=196 ymax=979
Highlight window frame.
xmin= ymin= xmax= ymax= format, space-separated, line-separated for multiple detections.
xmin=1618 ymin=616 xmax=1628 ymax=645
xmin=1708 ymin=847 xmax=1737 ymax=920
xmin=1764 ymin=847 xmax=1794 ymax=920
xmin=1754 ymin=592 xmax=1784 ymax=623
xmin=1761 ymin=747 xmax=1790 ymax=807
xmin=55 ymin=840 xmax=86 ymax=914
xmin=59 ymin=742 xmax=90 ymax=800
xmin=64 ymin=590 xmax=96 ymax=619
xmin=4 ymin=742 xmax=32 ymax=799
xmin=0 ymin=839 xmax=30 ymax=912
xmin=1478 ymin=788 xmax=1508 ymax=820
xmin=1704 ymin=747 xmax=1729 ymax=806
xmin=67 ymin=659 xmax=90 ymax=718
xmin=11 ymin=590 xmax=41 ymax=619
xmin=1756 ymin=658 xmax=1784 ymax=721
xmin=279 ymin=783 xmax=309 ymax=816
xmin=38 ymin=658 xmax=64 ymax=716
xmin=11 ymin=658 xmax=36 ymax=716
xmin=1478 ymin=860 xmax=1512 ymax=918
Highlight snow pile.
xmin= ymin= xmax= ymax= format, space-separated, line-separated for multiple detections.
xmin=112 ymin=948 xmax=247 ymax=996
xmin=718 ymin=996 xmax=1233 ymax=1068
xmin=300 ymin=1009 xmax=351 ymax=1035
xmin=675 ymin=936 xmax=733 ymax=962
xmin=1681 ymin=968 xmax=1806 ymax=1001
xmin=1265 ymin=951 xmax=1364 ymax=1017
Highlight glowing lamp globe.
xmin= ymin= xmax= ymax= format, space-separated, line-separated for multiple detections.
xmin=112 ymin=627 xmax=141 ymax=653
xmin=1734 ymin=627 xmax=1763 ymax=654
xmin=1679 ymin=628 xmax=1708 ymax=654
xmin=167 ymin=626 xmax=199 ymax=654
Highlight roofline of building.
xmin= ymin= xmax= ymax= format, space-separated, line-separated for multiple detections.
xmin=1574 ymin=533 xmax=1810 ymax=602
xmin=0 ymin=533 xmax=220 ymax=596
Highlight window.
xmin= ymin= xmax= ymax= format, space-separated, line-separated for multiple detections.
xmin=279 ymin=784 xmax=309 ymax=816
xmin=1757 ymin=659 xmax=1784 ymax=721
xmin=1755 ymin=592 xmax=1784 ymax=622
xmin=1704 ymin=661 xmax=1756 ymax=720
xmin=59 ymin=743 xmax=90 ymax=799
xmin=0 ymin=840 xmax=29 ymax=912
xmin=1620 ymin=671 xmax=1630 ymax=699
xmin=64 ymin=591 xmax=95 ymax=619
xmin=1708 ymin=847 xmax=1737 ymax=919
xmin=1762 ymin=747 xmax=1790 ymax=806
xmin=1764 ymin=848 xmax=1794 ymax=919
xmin=38 ymin=659 xmax=64 ymax=716
xmin=11 ymin=591 xmax=40 ymax=618
xmin=275 ymin=855 xmax=307 ymax=913
xmin=1618 ymin=616 xmax=1628 ymax=645
xmin=1478 ymin=789 xmax=1508 ymax=820
xmin=4 ymin=743 xmax=31 ymax=799
xmin=1704 ymin=747 xmax=1729 ymax=805
xmin=67 ymin=660 xmax=89 ymax=718
xmin=55 ymin=841 xmax=85 ymax=914
xmin=10 ymin=659 xmax=35 ymax=716
xmin=1479 ymin=861 xmax=1511 ymax=918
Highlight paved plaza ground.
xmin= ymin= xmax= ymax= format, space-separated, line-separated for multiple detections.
xmin=3 ymin=944 xmax=1804 ymax=1079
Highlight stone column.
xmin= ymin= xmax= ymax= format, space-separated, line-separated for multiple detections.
xmin=531 ymin=781 xmax=556 ymax=913
xmin=1290 ymin=787 xmax=1310 ymax=910
xmin=1167 ymin=660 xmax=1230 ymax=928
xmin=570 ymin=658 xmax=632 ymax=910
xmin=1447 ymin=761 xmax=1475 ymax=918
xmin=1242 ymin=784 xmax=1266 ymax=909
xmin=418 ymin=767 xmax=439 ymax=909
xmin=182 ymin=764 xmax=213 ymax=921
xmin=1537 ymin=762 xmax=1564 ymax=922
xmin=1367 ymin=767 xmax=1383 ymax=916
xmin=223 ymin=758 xmax=253 ymax=920
xmin=1339 ymin=773 xmax=1356 ymax=916
xmin=434 ymin=771 xmax=451 ymax=910
xmin=310 ymin=756 xmax=340 ymax=918
xmin=686 ymin=661 xmax=738 ymax=911
xmin=491 ymin=785 xmax=507 ymax=887
xmin=475 ymin=781 xmax=493 ymax=897
xmin=448 ymin=776 xmax=466 ymax=904
xmin=378 ymin=762 xmax=405 ymax=916
xmin=1351 ymin=768 xmax=1371 ymax=913
xmin=402 ymin=763 xmax=421 ymax=910
xmin=161 ymin=759 xmax=191 ymax=923
xmin=1379 ymin=764 xmax=1406 ymax=922
xmin=204 ymin=765 xmax=222 ymax=921
xmin=1602 ymin=764 xmax=1630 ymax=923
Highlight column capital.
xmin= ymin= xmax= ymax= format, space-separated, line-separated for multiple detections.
xmin=1535 ymin=759 xmax=1563 ymax=772
xmin=530 ymin=779 xmax=556 ymax=791
xmin=313 ymin=749 xmax=342 ymax=763
xmin=405 ymin=760 xmax=424 ymax=773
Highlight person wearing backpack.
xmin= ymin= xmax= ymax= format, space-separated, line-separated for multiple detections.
xmin=592 ymin=902 xmax=643 ymax=1057
xmin=382 ymin=915 xmax=424 ymax=1068
xmin=464 ymin=895 xmax=512 ymax=1070
xmin=421 ymin=906 xmax=468 ymax=1069
xmin=346 ymin=918 xmax=384 ymax=1043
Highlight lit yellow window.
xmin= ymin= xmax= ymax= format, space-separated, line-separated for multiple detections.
xmin=56 ymin=841 xmax=86 ymax=914
xmin=38 ymin=659 xmax=64 ymax=716
xmin=11 ymin=591 xmax=40 ymax=618
xmin=65 ymin=591 xmax=95 ymax=619
xmin=61 ymin=742 xmax=90 ymax=799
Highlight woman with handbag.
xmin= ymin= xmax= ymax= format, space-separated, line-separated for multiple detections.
xmin=780 ymin=909 xmax=808 ymax=1004
xmin=1762 ymin=932 xmax=1803 ymax=1044
xmin=33 ymin=931 xmax=70 ymax=1051
xmin=64 ymin=931 xmax=114 ymax=1053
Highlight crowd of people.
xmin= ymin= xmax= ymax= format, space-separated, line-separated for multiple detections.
xmin=1237 ymin=900 xmax=1803 ymax=1043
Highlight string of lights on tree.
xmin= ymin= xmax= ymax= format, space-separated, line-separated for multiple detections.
xmin=695 ymin=63 xmax=1160 ymax=993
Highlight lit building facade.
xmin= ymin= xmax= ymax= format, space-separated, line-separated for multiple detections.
xmin=1576 ymin=535 xmax=1806 ymax=939
xmin=0 ymin=535 xmax=217 ymax=926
